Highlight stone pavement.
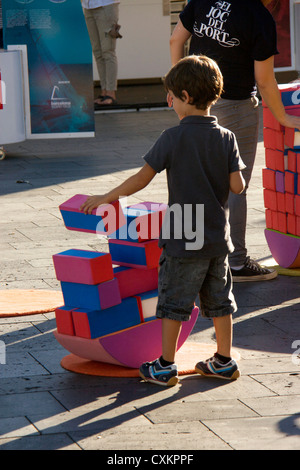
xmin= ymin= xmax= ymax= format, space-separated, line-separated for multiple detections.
xmin=0 ymin=106 xmax=299 ymax=451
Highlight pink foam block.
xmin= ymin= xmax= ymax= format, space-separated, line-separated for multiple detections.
xmin=126 ymin=202 xmax=167 ymax=242
xmin=99 ymin=306 xmax=199 ymax=368
xmin=285 ymin=107 xmax=300 ymax=149
xmin=263 ymin=108 xmax=283 ymax=132
xmin=288 ymin=150 xmax=297 ymax=172
xmin=262 ymin=168 xmax=276 ymax=190
xmin=276 ymin=192 xmax=286 ymax=213
xmin=263 ymin=189 xmax=277 ymax=211
xmin=285 ymin=193 xmax=295 ymax=215
xmin=265 ymin=148 xmax=284 ymax=171
xmin=55 ymin=306 xmax=76 ymax=336
xmin=59 ymin=194 xmax=125 ymax=235
xmin=277 ymin=212 xmax=287 ymax=233
xmin=285 ymin=171 xmax=298 ymax=194
xmin=263 ymin=127 xmax=284 ymax=150
xmin=109 ymin=239 xmax=162 ymax=269
xmin=295 ymin=195 xmax=300 ymax=216
xmin=53 ymin=249 xmax=113 ymax=285
xmin=265 ymin=209 xmax=273 ymax=229
xmin=287 ymin=214 xmax=296 ymax=236
xmin=113 ymin=265 xmax=158 ymax=298
xmin=265 ymin=229 xmax=300 ymax=268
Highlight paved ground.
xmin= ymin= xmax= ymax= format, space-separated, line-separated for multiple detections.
xmin=0 ymin=106 xmax=299 ymax=451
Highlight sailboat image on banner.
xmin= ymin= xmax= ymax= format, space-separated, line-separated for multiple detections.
xmin=50 ymin=84 xmax=71 ymax=110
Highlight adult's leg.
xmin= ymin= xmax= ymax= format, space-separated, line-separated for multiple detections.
xmin=94 ymin=4 xmax=118 ymax=104
xmin=212 ymin=97 xmax=259 ymax=267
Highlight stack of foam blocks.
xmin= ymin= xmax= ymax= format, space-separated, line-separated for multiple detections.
xmin=263 ymin=82 xmax=300 ymax=268
xmin=52 ymin=195 xmax=199 ymax=368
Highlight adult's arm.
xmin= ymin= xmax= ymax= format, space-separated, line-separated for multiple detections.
xmin=169 ymin=19 xmax=191 ymax=66
xmin=255 ymin=56 xmax=300 ymax=130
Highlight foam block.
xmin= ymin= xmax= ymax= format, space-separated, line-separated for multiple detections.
xmin=285 ymin=171 xmax=298 ymax=194
xmin=61 ymin=278 xmax=121 ymax=310
xmin=275 ymin=171 xmax=285 ymax=193
xmin=53 ymin=249 xmax=113 ymax=285
xmin=271 ymin=211 xmax=279 ymax=231
xmin=265 ymin=209 xmax=273 ymax=229
xmin=265 ymin=148 xmax=286 ymax=172
xmin=297 ymin=217 xmax=300 ymax=237
xmin=263 ymin=109 xmax=283 ymax=132
xmin=108 ymin=239 xmax=162 ymax=269
xmin=113 ymin=265 xmax=158 ymax=298
xmin=277 ymin=83 xmax=300 ymax=108
xmin=109 ymin=202 xmax=167 ymax=242
xmin=262 ymin=168 xmax=276 ymax=190
xmin=276 ymin=192 xmax=286 ymax=213
xmin=263 ymin=189 xmax=277 ymax=211
xmin=285 ymin=127 xmax=300 ymax=149
xmin=285 ymin=193 xmax=295 ymax=215
xmin=263 ymin=127 xmax=284 ymax=150
xmin=288 ymin=150 xmax=297 ymax=173
xmin=135 ymin=289 xmax=158 ymax=322
xmin=287 ymin=214 xmax=296 ymax=235
xmin=55 ymin=306 xmax=76 ymax=336
xmin=72 ymin=297 xmax=142 ymax=339
xmin=295 ymin=195 xmax=300 ymax=216
xmin=59 ymin=194 xmax=125 ymax=235
xmin=277 ymin=211 xmax=287 ymax=233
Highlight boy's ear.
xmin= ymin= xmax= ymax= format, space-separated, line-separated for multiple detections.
xmin=181 ymin=90 xmax=193 ymax=105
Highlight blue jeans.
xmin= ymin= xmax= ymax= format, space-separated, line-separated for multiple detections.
xmin=156 ymin=251 xmax=237 ymax=322
xmin=212 ymin=96 xmax=260 ymax=266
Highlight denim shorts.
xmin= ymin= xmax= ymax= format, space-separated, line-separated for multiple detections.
xmin=156 ymin=251 xmax=237 ymax=322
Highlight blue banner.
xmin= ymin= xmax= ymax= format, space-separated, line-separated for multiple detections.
xmin=2 ymin=0 xmax=94 ymax=137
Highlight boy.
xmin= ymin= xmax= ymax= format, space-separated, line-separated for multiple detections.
xmin=81 ymin=55 xmax=245 ymax=386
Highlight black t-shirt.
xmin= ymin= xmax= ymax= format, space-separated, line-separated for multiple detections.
xmin=144 ymin=115 xmax=245 ymax=258
xmin=180 ymin=0 xmax=278 ymax=100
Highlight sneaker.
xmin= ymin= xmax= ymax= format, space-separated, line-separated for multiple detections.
xmin=139 ymin=358 xmax=179 ymax=386
xmin=231 ymin=257 xmax=278 ymax=282
xmin=195 ymin=354 xmax=240 ymax=380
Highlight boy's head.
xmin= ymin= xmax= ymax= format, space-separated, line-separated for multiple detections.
xmin=164 ymin=55 xmax=223 ymax=111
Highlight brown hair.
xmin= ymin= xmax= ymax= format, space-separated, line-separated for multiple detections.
xmin=163 ymin=55 xmax=223 ymax=110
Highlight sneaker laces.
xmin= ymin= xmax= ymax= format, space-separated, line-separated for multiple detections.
xmin=244 ymin=257 xmax=270 ymax=273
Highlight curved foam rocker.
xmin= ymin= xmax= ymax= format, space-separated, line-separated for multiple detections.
xmin=54 ymin=306 xmax=199 ymax=368
xmin=265 ymin=229 xmax=300 ymax=268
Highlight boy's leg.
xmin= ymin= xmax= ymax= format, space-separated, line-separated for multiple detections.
xmin=213 ymin=314 xmax=232 ymax=359
xmin=162 ymin=318 xmax=182 ymax=363
xmin=139 ymin=252 xmax=209 ymax=386
xmin=195 ymin=256 xmax=240 ymax=380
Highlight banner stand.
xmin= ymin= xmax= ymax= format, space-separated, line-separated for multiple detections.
xmin=2 ymin=0 xmax=95 ymax=140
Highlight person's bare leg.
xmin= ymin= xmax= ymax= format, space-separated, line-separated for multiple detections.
xmin=213 ymin=314 xmax=232 ymax=358
xmin=162 ymin=318 xmax=182 ymax=363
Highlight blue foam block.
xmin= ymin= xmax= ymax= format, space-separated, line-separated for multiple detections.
xmin=61 ymin=279 xmax=121 ymax=310
xmin=72 ymin=297 xmax=142 ymax=338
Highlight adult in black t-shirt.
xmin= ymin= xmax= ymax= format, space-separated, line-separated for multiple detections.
xmin=170 ymin=0 xmax=300 ymax=282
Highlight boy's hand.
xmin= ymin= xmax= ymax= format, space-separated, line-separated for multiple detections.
xmin=80 ymin=195 xmax=108 ymax=214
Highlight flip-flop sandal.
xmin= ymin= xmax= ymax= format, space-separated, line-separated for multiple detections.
xmin=94 ymin=96 xmax=117 ymax=109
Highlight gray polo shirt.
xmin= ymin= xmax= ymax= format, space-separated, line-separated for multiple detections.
xmin=144 ymin=115 xmax=245 ymax=259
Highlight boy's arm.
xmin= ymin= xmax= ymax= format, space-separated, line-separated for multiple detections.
xmin=229 ymin=171 xmax=245 ymax=194
xmin=80 ymin=163 xmax=157 ymax=214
